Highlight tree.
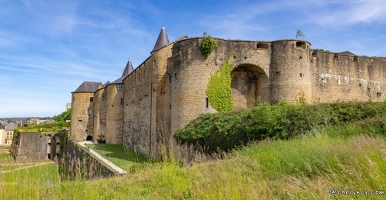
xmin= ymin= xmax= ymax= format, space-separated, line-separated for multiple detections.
xmin=53 ymin=109 xmax=71 ymax=122
xmin=296 ymin=29 xmax=305 ymax=39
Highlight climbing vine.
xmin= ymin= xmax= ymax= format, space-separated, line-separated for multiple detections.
xmin=199 ymin=32 xmax=217 ymax=58
xmin=206 ymin=56 xmax=234 ymax=112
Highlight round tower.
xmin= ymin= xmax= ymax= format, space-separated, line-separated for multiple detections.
xmin=70 ymin=81 xmax=101 ymax=141
xmin=270 ymin=40 xmax=312 ymax=103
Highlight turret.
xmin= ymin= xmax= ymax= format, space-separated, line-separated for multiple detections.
xmin=151 ymin=25 xmax=170 ymax=53
xmin=70 ymin=81 xmax=101 ymax=141
xmin=105 ymin=59 xmax=133 ymax=144
xmin=270 ymin=40 xmax=312 ymax=103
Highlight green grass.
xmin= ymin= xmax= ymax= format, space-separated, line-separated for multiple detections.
xmin=1 ymin=132 xmax=385 ymax=199
xmin=0 ymin=152 xmax=59 ymax=200
xmin=15 ymin=122 xmax=70 ymax=133
xmin=0 ymin=153 xmax=11 ymax=162
xmin=85 ymin=144 xmax=151 ymax=171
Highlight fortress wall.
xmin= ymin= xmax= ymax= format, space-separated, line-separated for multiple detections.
xmin=71 ymin=92 xmax=94 ymax=141
xmin=123 ymin=59 xmax=153 ymax=157
xmin=311 ymin=52 xmax=386 ymax=102
xmin=151 ymin=45 xmax=173 ymax=158
xmin=14 ymin=132 xmax=48 ymax=161
xmin=270 ymin=40 xmax=312 ymax=103
xmin=105 ymin=84 xmax=124 ymax=144
xmin=93 ymin=88 xmax=106 ymax=142
xmin=170 ymin=38 xmax=272 ymax=134
xmin=170 ymin=38 xmax=220 ymax=135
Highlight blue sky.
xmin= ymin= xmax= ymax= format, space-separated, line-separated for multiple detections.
xmin=1 ymin=0 xmax=386 ymax=118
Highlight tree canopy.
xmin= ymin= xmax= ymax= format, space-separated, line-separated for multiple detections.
xmin=53 ymin=109 xmax=71 ymax=122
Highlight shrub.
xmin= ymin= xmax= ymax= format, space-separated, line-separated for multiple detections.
xmin=175 ymin=101 xmax=386 ymax=154
xmin=199 ymin=32 xmax=217 ymax=58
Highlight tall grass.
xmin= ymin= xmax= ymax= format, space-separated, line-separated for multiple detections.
xmin=0 ymin=150 xmax=59 ymax=200
xmin=1 ymin=131 xmax=385 ymax=199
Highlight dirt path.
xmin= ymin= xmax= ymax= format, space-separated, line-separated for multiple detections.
xmin=0 ymin=149 xmax=10 ymax=153
xmin=0 ymin=161 xmax=54 ymax=173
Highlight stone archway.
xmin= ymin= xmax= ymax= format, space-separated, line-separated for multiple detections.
xmin=86 ymin=135 xmax=93 ymax=141
xmin=231 ymin=64 xmax=269 ymax=110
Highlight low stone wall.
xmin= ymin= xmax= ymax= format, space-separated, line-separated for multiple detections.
xmin=10 ymin=131 xmax=64 ymax=162
xmin=12 ymin=132 xmax=49 ymax=161
xmin=58 ymin=138 xmax=118 ymax=181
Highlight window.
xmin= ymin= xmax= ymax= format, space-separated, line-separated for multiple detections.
xmin=169 ymin=75 xmax=172 ymax=83
xmin=205 ymin=98 xmax=209 ymax=108
xmin=87 ymin=109 xmax=91 ymax=115
xmin=89 ymin=97 xmax=93 ymax=102
xmin=256 ymin=42 xmax=269 ymax=49
xmin=153 ymin=60 xmax=157 ymax=68
xmin=102 ymin=94 xmax=105 ymax=101
xmin=175 ymin=73 xmax=177 ymax=80
xmin=334 ymin=53 xmax=339 ymax=59
xmin=296 ymin=41 xmax=306 ymax=48
xmin=116 ymin=84 xmax=123 ymax=92
xmin=120 ymin=98 xmax=124 ymax=106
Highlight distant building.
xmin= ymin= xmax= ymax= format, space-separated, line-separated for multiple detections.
xmin=0 ymin=120 xmax=8 ymax=127
xmin=65 ymin=103 xmax=71 ymax=111
xmin=29 ymin=118 xmax=40 ymax=125
xmin=0 ymin=123 xmax=5 ymax=145
xmin=3 ymin=123 xmax=17 ymax=145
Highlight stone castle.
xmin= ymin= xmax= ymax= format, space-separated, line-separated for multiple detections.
xmin=70 ymin=26 xmax=386 ymax=159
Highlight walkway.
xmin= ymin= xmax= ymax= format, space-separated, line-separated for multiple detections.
xmin=78 ymin=141 xmax=127 ymax=175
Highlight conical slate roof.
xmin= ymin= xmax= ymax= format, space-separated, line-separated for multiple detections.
xmin=339 ymin=51 xmax=356 ymax=56
xmin=152 ymin=25 xmax=170 ymax=52
xmin=112 ymin=59 xmax=134 ymax=84
xmin=102 ymin=81 xmax=110 ymax=88
xmin=73 ymin=81 xmax=102 ymax=93
xmin=121 ymin=59 xmax=134 ymax=77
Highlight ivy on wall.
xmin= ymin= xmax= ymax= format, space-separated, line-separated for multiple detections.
xmin=199 ymin=32 xmax=217 ymax=58
xmin=206 ymin=56 xmax=234 ymax=112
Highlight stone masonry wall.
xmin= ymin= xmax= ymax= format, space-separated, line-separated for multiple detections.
xmin=170 ymin=38 xmax=272 ymax=134
xmin=311 ymin=52 xmax=386 ymax=102
xmin=270 ymin=40 xmax=312 ymax=103
xmin=106 ymin=84 xmax=124 ymax=144
xmin=93 ymin=87 xmax=106 ymax=142
xmin=71 ymin=92 xmax=94 ymax=141
xmin=123 ymin=59 xmax=153 ymax=157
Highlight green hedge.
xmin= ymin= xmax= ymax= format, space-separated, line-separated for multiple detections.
xmin=174 ymin=101 xmax=386 ymax=154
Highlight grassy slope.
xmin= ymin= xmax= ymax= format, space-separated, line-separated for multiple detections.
xmin=1 ymin=131 xmax=385 ymax=199
xmin=1 ymin=101 xmax=386 ymax=199
xmin=85 ymin=144 xmax=151 ymax=171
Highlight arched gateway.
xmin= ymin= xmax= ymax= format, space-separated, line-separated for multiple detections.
xmin=231 ymin=64 xmax=269 ymax=110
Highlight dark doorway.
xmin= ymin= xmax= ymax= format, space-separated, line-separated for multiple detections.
xmin=86 ymin=135 xmax=93 ymax=141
